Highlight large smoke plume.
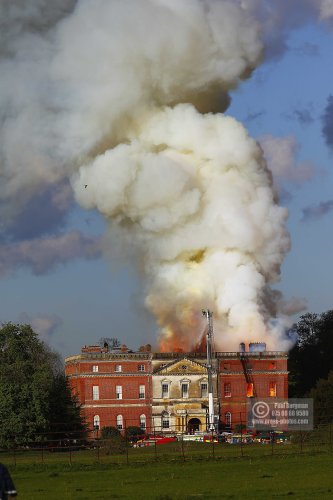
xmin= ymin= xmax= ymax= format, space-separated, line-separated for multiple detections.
xmin=65 ymin=0 xmax=290 ymax=351
xmin=6 ymin=0 xmax=323 ymax=351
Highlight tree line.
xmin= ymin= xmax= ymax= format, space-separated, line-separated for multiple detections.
xmin=288 ymin=310 xmax=333 ymax=422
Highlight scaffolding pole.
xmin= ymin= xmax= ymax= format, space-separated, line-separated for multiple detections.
xmin=202 ymin=309 xmax=215 ymax=432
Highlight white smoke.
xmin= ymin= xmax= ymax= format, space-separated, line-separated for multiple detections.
xmin=1 ymin=0 xmax=299 ymax=351
xmin=59 ymin=0 xmax=290 ymax=351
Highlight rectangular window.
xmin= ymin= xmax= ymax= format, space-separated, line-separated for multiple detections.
xmin=162 ymin=414 xmax=170 ymax=429
xmin=162 ymin=383 xmax=169 ymax=398
xmin=269 ymin=381 xmax=277 ymax=397
xmin=181 ymin=383 xmax=189 ymax=399
xmin=92 ymin=385 xmax=99 ymax=400
xmin=116 ymin=385 xmax=122 ymax=400
xmin=247 ymin=383 xmax=254 ymax=397
xmin=115 ymin=364 xmax=122 ymax=372
xmin=201 ymin=382 xmax=208 ymax=398
xmin=138 ymin=364 xmax=145 ymax=372
xmin=223 ymin=364 xmax=230 ymax=371
xmin=92 ymin=365 xmax=99 ymax=372
xmin=224 ymin=383 xmax=231 ymax=397
xmin=139 ymin=385 xmax=145 ymax=399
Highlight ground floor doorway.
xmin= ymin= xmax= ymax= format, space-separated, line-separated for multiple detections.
xmin=187 ymin=417 xmax=201 ymax=434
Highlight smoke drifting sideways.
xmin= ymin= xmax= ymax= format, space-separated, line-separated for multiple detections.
xmin=63 ymin=0 xmax=290 ymax=352
xmin=1 ymin=0 xmax=293 ymax=352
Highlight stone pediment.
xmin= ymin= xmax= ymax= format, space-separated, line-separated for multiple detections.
xmin=154 ymin=357 xmax=207 ymax=375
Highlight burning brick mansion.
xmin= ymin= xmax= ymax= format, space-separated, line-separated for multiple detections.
xmin=65 ymin=339 xmax=288 ymax=434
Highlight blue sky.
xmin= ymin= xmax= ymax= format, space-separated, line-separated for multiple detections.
xmin=229 ymin=23 xmax=333 ymax=316
xmin=1 ymin=1 xmax=333 ymax=358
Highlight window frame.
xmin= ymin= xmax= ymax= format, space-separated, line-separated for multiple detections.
xmin=269 ymin=381 xmax=277 ymax=397
xmin=247 ymin=383 xmax=254 ymax=398
xmin=161 ymin=381 xmax=170 ymax=399
xmin=116 ymin=385 xmax=123 ymax=400
xmin=139 ymin=384 xmax=145 ymax=399
xmin=161 ymin=412 xmax=170 ymax=429
xmin=224 ymin=382 xmax=231 ymax=398
xmin=181 ymin=382 xmax=189 ymax=399
xmin=140 ymin=414 xmax=146 ymax=430
xmin=93 ymin=415 xmax=100 ymax=430
xmin=201 ymin=381 xmax=208 ymax=398
xmin=92 ymin=385 xmax=99 ymax=400
xmin=225 ymin=412 xmax=232 ymax=428
xmin=116 ymin=414 xmax=123 ymax=430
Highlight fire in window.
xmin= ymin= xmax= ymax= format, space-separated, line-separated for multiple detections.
xmin=247 ymin=383 xmax=254 ymax=397
xmin=269 ymin=381 xmax=277 ymax=397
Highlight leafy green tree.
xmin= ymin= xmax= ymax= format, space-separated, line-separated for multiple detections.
xmin=46 ymin=373 xmax=87 ymax=442
xmin=0 ymin=323 xmax=56 ymax=445
xmin=308 ymin=371 xmax=333 ymax=424
xmin=101 ymin=426 xmax=125 ymax=454
xmin=0 ymin=322 xmax=85 ymax=447
xmin=101 ymin=426 xmax=120 ymax=439
xmin=126 ymin=426 xmax=145 ymax=441
xmin=288 ymin=311 xmax=333 ymax=396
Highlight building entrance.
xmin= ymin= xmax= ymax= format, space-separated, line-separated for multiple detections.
xmin=187 ymin=418 xmax=201 ymax=434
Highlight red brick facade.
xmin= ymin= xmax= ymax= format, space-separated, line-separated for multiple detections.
xmin=218 ymin=353 xmax=288 ymax=429
xmin=65 ymin=350 xmax=152 ymax=433
xmin=65 ymin=345 xmax=288 ymax=433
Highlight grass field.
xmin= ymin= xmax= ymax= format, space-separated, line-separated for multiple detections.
xmin=4 ymin=443 xmax=333 ymax=499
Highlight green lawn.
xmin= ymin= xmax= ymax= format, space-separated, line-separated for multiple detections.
xmin=5 ymin=445 xmax=333 ymax=499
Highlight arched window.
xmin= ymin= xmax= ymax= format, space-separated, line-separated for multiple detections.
xmin=116 ymin=414 xmax=123 ymax=430
xmin=161 ymin=412 xmax=170 ymax=429
xmin=140 ymin=414 xmax=146 ymax=430
xmin=93 ymin=415 xmax=100 ymax=430
xmin=225 ymin=412 xmax=232 ymax=428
